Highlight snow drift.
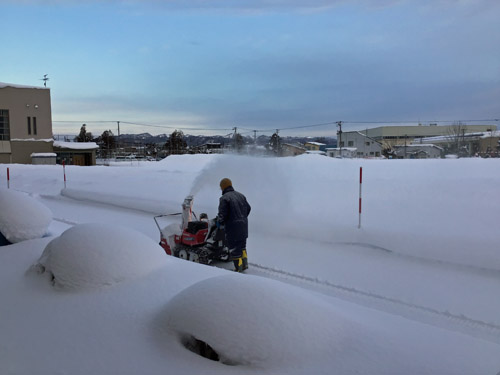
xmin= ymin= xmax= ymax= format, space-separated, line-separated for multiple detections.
xmin=163 ymin=273 xmax=357 ymax=368
xmin=35 ymin=223 xmax=169 ymax=290
xmin=0 ymin=188 xmax=52 ymax=243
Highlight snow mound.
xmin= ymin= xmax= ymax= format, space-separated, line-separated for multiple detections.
xmin=35 ymin=223 xmax=168 ymax=290
xmin=0 ymin=189 xmax=52 ymax=243
xmin=164 ymin=274 xmax=355 ymax=368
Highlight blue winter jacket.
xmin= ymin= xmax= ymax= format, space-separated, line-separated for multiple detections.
xmin=217 ymin=186 xmax=251 ymax=248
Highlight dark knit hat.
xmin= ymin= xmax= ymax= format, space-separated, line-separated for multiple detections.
xmin=220 ymin=178 xmax=232 ymax=190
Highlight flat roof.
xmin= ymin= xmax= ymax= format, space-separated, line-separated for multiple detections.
xmin=361 ymin=125 xmax=497 ymax=138
xmin=0 ymin=82 xmax=47 ymax=90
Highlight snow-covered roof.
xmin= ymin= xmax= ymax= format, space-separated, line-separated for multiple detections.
xmin=11 ymin=138 xmax=53 ymax=142
xmin=305 ymin=142 xmax=326 ymax=146
xmin=53 ymin=141 xmax=99 ymax=150
xmin=417 ymin=131 xmax=500 ymax=144
xmin=0 ymin=82 xmax=47 ymax=90
xmin=325 ymin=147 xmax=357 ymax=151
xmin=31 ymin=153 xmax=57 ymax=157
xmin=394 ymin=144 xmax=443 ymax=150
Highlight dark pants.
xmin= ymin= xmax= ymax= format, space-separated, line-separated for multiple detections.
xmin=228 ymin=238 xmax=246 ymax=258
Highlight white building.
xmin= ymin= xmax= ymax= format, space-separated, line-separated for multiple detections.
xmin=336 ymin=131 xmax=383 ymax=158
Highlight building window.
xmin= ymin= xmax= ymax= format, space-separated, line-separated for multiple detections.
xmin=0 ymin=110 xmax=10 ymax=141
xmin=348 ymin=141 xmax=354 ymax=147
xmin=365 ymin=142 xmax=370 ymax=146
xmin=27 ymin=117 xmax=31 ymax=135
xmin=33 ymin=117 xmax=37 ymax=135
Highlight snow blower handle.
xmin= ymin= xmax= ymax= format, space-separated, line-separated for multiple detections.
xmin=153 ymin=213 xmax=182 ymax=231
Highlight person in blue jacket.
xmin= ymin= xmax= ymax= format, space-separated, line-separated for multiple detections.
xmin=218 ymin=178 xmax=251 ymax=272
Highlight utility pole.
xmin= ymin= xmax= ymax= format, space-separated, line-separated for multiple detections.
xmin=337 ymin=121 xmax=343 ymax=157
xmin=253 ymin=130 xmax=257 ymax=145
xmin=233 ymin=127 xmax=237 ymax=150
xmin=117 ymin=121 xmax=121 ymax=157
xmin=404 ymin=134 xmax=407 ymax=159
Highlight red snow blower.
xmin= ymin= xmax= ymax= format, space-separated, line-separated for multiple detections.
xmin=154 ymin=195 xmax=230 ymax=265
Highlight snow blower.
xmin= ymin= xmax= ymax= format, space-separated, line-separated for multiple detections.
xmin=154 ymin=195 xmax=230 ymax=265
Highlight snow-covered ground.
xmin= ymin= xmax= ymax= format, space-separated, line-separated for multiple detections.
xmin=1 ymin=154 xmax=500 ymax=374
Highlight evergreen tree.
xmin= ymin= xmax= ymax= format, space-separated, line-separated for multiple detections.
xmin=74 ymin=124 xmax=94 ymax=142
xmin=269 ymin=132 xmax=282 ymax=156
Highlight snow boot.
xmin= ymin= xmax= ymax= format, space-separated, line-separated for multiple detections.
xmin=242 ymin=249 xmax=248 ymax=271
xmin=233 ymin=257 xmax=243 ymax=272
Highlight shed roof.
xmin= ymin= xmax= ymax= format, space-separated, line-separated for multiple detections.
xmin=53 ymin=141 xmax=99 ymax=150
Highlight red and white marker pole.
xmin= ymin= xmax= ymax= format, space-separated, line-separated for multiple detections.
xmin=358 ymin=166 xmax=362 ymax=229
xmin=63 ymin=161 xmax=67 ymax=188
xmin=6 ymin=167 xmax=10 ymax=189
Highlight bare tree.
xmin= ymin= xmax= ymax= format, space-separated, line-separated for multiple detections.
xmin=96 ymin=130 xmax=116 ymax=158
xmin=445 ymin=122 xmax=467 ymax=156
xmin=165 ymin=130 xmax=187 ymax=155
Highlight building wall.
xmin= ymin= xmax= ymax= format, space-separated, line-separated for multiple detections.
xmin=0 ymin=86 xmax=52 ymax=139
xmin=11 ymin=140 xmax=54 ymax=164
xmin=0 ymin=153 xmax=10 ymax=163
xmin=54 ymin=149 xmax=97 ymax=166
xmin=339 ymin=132 xmax=382 ymax=157
xmin=0 ymin=85 xmax=53 ymax=163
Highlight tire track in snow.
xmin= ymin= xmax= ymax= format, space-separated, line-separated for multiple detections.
xmin=248 ymin=262 xmax=500 ymax=343
xmin=52 ymin=217 xmax=80 ymax=226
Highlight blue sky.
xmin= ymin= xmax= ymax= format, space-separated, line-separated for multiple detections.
xmin=1 ymin=0 xmax=499 ymax=136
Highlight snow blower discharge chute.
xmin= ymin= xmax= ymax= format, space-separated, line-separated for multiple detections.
xmin=154 ymin=196 xmax=230 ymax=265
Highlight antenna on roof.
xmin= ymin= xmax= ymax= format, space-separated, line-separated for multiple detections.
xmin=40 ymin=74 xmax=49 ymax=87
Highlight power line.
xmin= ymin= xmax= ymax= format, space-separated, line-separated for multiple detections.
xmin=53 ymin=120 xmax=234 ymax=132
xmin=52 ymin=118 xmax=499 ymax=135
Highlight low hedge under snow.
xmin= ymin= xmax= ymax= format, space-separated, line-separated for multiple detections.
xmin=36 ymin=223 xmax=169 ymax=290
xmin=0 ymin=189 xmax=52 ymax=243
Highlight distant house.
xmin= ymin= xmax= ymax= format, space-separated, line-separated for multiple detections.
xmin=304 ymin=142 xmax=326 ymax=151
xmin=193 ymin=143 xmax=223 ymax=154
xmin=393 ymin=144 xmax=443 ymax=159
xmin=53 ymin=141 xmax=98 ymax=166
xmin=336 ymin=131 xmax=383 ymax=158
xmin=281 ymin=143 xmax=306 ymax=157
xmin=0 ymin=82 xmax=53 ymax=164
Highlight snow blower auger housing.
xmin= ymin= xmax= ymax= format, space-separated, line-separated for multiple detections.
xmin=154 ymin=195 xmax=230 ymax=265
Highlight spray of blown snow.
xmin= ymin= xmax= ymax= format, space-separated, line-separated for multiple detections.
xmin=188 ymin=157 xmax=222 ymax=197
